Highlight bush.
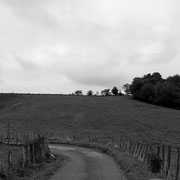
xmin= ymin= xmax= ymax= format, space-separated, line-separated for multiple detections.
xmin=147 ymin=150 xmax=161 ymax=173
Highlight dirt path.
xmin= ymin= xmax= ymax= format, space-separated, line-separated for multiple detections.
xmin=49 ymin=144 xmax=124 ymax=180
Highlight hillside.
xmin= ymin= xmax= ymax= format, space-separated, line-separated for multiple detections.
xmin=0 ymin=94 xmax=180 ymax=145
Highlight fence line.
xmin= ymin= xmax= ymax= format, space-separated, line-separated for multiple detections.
xmin=1 ymin=122 xmax=180 ymax=180
xmin=47 ymin=131 xmax=180 ymax=180
xmin=0 ymin=123 xmax=50 ymax=179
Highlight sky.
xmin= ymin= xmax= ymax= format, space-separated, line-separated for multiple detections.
xmin=0 ymin=0 xmax=180 ymax=94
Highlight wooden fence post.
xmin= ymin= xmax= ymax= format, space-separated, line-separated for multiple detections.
xmin=143 ymin=144 xmax=149 ymax=163
xmin=11 ymin=131 xmax=14 ymax=141
xmin=22 ymin=146 xmax=26 ymax=167
xmin=39 ymin=144 xmax=42 ymax=160
xmin=95 ymin=134 xmax=97 ymax=143
xmin=45 ymin=133 xmax=48 ymax=144
xmin=16 ymin=131 xmax=19 ymax=145
xmin=124 ymin=140 xmax=127 ymax=151
xmin=30 ymin=143 xmax=35 ymax=163
xmin=137 ymin=143 xmax=142 ymax=159
xmin=8 ymin=150 xmax=12 ymax=169
xmin=45 ymin=133 xmax=49 ymax=154
xmin=126 ymin=139 xmax=129 ymax=151
xmin=8 ymin=150 xmax=13 ymax=176
xmin=175 ymin=147 xmax=180 ymax=180
xmin=33 ymin=143 xmax=35 ymax=163
xmin=167 ymin=145 xmax=171 ymax=174
xmin=131 ymin=143 xmax=136 ymax=155
xmin=0 ymin=135 xmax=3 ymax=144
xmin=7 ymin=122 xmax=10 ymax=144
xmin=124 ymin=139 xmax=127 ymax=151
xmin=120 ymin=138 xmax=123 ymax=151
xmin=139 ymin=144 xmax=144 ymax=161
xmin=88 ymin=133 xmax=90 ymax=142
xmin=27 ymin=145 xmax=31 ymax=164
xmin=157 ymin=146 xmax=160 ymax=159
xmin=161 ymin=145 xmax=165 ymax=173
xmin=128 ymin=140 xmax=132 ymax=153
xmin=134 ymin=143 xmax=140 ymax=156
xmin=118 ymin=137 xmax=121 ymax=151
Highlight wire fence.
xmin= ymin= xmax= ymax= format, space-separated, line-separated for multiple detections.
xmin=48 ymin=132 xmax=180 ymax=180
xmin=0 ymin=123 xmax=50 ymax=179
xmin=0 ymin=122 xmax=180 ymax=180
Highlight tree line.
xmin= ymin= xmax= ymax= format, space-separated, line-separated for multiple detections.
xmin=74 ymin=87 xmax=124 ymax=96
xmin=130 ymin=72 xmax=180 ymax=109
xmin=73 ymin=72 xmax=180 ymax=109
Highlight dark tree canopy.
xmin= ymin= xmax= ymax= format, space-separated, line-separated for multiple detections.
xmin=87 ymin=90 xmax=93 ymax=96
xmin=167 ymin=74 xmax=180 ymax=89
xmin=122 ymin=83 xmax=131 ymax=95
xmin=130 ymin=72 xmax=180 ymax=109
xmin=75 ymin=90 xmax=82 ymax=96
xmin=111 ymin=86 xmax=119 ymax=96
xmin=101 ymin=89 xmax=110 ymax=96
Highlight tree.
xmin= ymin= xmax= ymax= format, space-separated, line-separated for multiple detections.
xmin=75 ymin=90 xmax=82 ymax=96
xmin=167 ymin=74 xmax=180 ymax=89
xmin=122 ymin=83 xmax=130 ymax=95
xmin=130 ymin=77 xmax=143 ymax=99
xmin=143 ymin=72 xmax=163 ymax=84
xmin=138 ymin=83 xmax=154 ymax=102
xmin=151 ymin=72 xmax=163 ymax=84
xmin=101 ymin=89 xmax=110 ymax=96
xmin=129 ymin=72 xmax=180 ymax=109
xmin=87 ymin=90 xmax=93 ymax=96
xmin=111 ymin=86 xmax=119 ymax=96
xmin=154 ymin=82 xmax=177 ymax=106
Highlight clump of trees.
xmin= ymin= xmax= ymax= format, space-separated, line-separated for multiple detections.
xmin=101 ymin=87 xmax=123 ymax=96
xmin=111 ymin=86 xmax=119 ymax=95
xmin=122 ymin=83 xmax=131 ymax=95
xmin=87 ymin=90 xmax=93 ymax=96
xmin=101 ymin=89 xmax=110 ymax=96
xmin=74 ymin=90 xmax=82 ymax=96
xmin=130 ymin=72 xmax=180 ymax=109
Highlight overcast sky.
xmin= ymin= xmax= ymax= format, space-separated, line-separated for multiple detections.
xmin=0 ymin=0 xmax=180 ymax=94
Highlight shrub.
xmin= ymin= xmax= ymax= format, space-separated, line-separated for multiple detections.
xmin=147 ymin=149 xmax=161 ymax=173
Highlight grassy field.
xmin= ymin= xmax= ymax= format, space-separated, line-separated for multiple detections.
xmin=0 ymin=94 xmax=180 ymax=145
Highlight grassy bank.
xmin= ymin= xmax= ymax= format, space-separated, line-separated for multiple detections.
xmin=17 ymin=154 xmax=67 ymax=180
xmin=0 ymin=94 xmax=180 ymax=145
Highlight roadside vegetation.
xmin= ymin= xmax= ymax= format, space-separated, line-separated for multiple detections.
xmin=0 ymin=136 xmax=66 ymax=180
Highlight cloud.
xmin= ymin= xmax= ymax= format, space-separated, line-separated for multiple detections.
xmin=0 ymin=0 xmax=180 ymax=93
xmin=15 ymin=56 xmax=37 ymax=70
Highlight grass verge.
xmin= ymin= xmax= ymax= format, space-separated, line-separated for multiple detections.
xmin=17 ymin=154 xmax=67 ymax=180
xmin=0 ymin=144 xmax=67 ymax=180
